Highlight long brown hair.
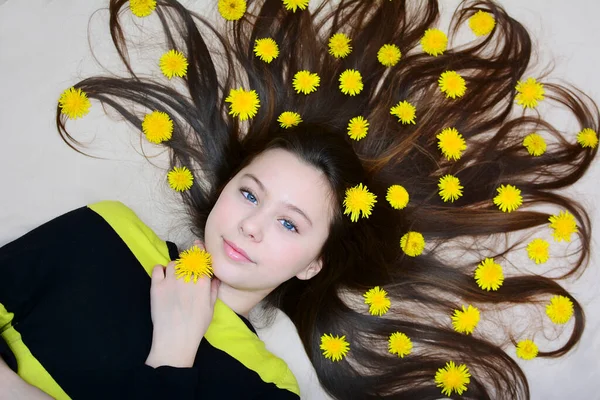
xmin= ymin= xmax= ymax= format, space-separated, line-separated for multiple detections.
xmin=57 ymin=0 xmax=598 ymax=398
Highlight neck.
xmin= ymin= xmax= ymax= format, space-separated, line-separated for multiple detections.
xmin=216 ymin=282 xmax=270 ymax=319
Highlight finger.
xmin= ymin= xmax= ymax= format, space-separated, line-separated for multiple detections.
xmin=209 ymin=278 xmax=220 ymax=306
xmin=151 ymin=265 xmax=165 ymax=284
xmin=193 ymin=239 xmax=205 ymax=250
xmin=165 ymin=261 xmax=176 ymax=280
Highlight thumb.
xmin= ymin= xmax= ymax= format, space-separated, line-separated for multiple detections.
xmin=151 ymin=264 xmax=166 ymax=284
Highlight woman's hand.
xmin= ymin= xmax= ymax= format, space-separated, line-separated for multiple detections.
xmin=145 ymin=241 xmax=220 ymax=368
xmin=0 ymin=357 xmax=53 ymax=399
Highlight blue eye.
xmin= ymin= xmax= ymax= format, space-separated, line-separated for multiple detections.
xmin=241 ymin=189 xmax=258 ymax=204
xmin=280 ymin=219 xmax=298 ymax=233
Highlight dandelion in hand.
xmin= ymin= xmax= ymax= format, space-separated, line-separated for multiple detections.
xmin=363 ymin=286 xmax=391 ymax=316
xmin=474 ymin=257 xmax=504 ymax=291
xmin=493 ymin=184 xmax=522 ymax=213
xmin=218 ymin=0 xmax=246 ymax=20
xmin=421 ymin=29 xmax=448 ymax=56
xmin=175 ymin=245 xmax=213 ymax=283
xmin=388 ymin=332 xmax=412 ymax=358
xmin=546 ymin=295 xmax=574 ymax=324
xmin=439 ymin=71 xmax=467 ymax=99
xmin=435 ymin=361 xmax=471 ymax=397
xmin=438 ymin=175 xmax=463 ymax=203
xmin=278 ymin=111 xmax=302 ymax=128
xmin=159 ymin=50 xmax=188 ymax=79
xmin=577 ymin=128 xmax=598 ymax=149
xmin=347 ymin=116 xmax=369 ymax=141
xmin=167 ymin=166 xmax=194 ymax=192
xmin=283 ymin=0 xmax=309 ymax=12
xmin=320 ymin=334 xmax=350 ymax=362
xmin=328 ymin=33 xmax=352 ymax=58
xmin=293 ymin=70 xmax=320 ymax=94
xmin=400 ymin=231 xmax=425 ymax=257
xmin=225 ymin=88 xmax=260 ymax=120
xmin=254 ymin=38 xmax=279 ymax=63
xmin=386 ymin=185 xmax=409 ymax=210
xmin=516 ymin=339 xmax=538 ymax=360
xmin=523 ymin=133 xmax=546 ymax=156
xmin=130 ymin=0 xmax=156 ymax=17
xmin=377 ymin=44 xmax=401 ymax=67
xmin=390 ymin=100 xmax=416 ymax=124
xmin=142 ymin=111 xmax=173 ymax=144
xmin=516 ymin=77 xmax=545 ymax=109
xmin=437 ymin=127 xmax=466 ymax=161
xmin=469 ymin=10 xmax=495 ymax=36
xmin=527 ymin=238 xmax=549 ymax=264
xmin=339 ymin=69 xmax=363 ymax=96
xmin=59 ymin=87 xmax=91 ymax=119
xmin=343 ymin=183 xmax=377 ymax=222
xmin=548 ymin=210 xmax=578 ymax=242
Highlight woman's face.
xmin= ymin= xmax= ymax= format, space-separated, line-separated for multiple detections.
xmin=204 ymin=148 xmax=333 ymax=296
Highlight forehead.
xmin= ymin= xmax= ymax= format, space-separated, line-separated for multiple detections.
xmin=238 ymin=148 xmax=334 ymax=221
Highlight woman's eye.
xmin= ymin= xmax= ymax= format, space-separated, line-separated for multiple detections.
xmin=280 ymin=219 xmax=298 ymax=233
xmin=241 ymin=189 xmax=257 ymax=204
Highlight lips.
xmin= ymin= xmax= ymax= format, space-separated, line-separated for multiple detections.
xmin=223 ymin=238 xmax=254 ymax=263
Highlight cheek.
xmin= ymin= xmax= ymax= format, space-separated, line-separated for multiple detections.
xmin=265 ymin=240 xmax=313 ymax=275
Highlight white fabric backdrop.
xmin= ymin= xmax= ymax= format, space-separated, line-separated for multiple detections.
xmin=0 ymin=1 xmax=598 ymax=399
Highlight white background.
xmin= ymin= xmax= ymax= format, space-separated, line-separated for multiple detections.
xmin=0 ymin=1 xmax=598 ymax=399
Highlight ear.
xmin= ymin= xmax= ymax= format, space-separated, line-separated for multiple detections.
xmin=296 ymin=258 xmax=323 ymax=281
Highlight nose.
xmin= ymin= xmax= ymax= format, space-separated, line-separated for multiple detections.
xmin=239 ymin=213 xmax=263 ymax=241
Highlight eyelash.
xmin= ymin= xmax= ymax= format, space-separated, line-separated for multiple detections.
xmin=239 ymin=187 xmax=299 ymax=233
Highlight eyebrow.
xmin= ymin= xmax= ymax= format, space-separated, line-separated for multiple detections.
xmin=242 ymin=173 xmax=313 ymax=227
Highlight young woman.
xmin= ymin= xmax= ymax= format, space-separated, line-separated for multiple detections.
xmin=1 ymin=0 xmax=598 ymax=399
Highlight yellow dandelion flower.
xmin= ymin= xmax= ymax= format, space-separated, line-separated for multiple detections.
xmin=545 ymin=295 xmax=574 ymax=325
xmin=469 ymin=10 xmax=495 ymax=36
xmin=474 ymin=257 xmax=504 ymax=291
xmin=167 ymin=166 xmax=194 ymax=192
xmin=343 ymin=183 xmax=377 ymax=222
xmin=142 ymin=111 xmax=173 ymax=144
xmin=527 ymin=238 xmax=549 ymax=264
xmin=516 ymin=339 xmax=538 ymax=360
xmin=516 ymin=77 xmax=545 ymax=109
xmin=548 ymin=210 xmax=578 ymax=242
xmin=388 ymin=332 xmax=412 ymax=358
xmin=438 ymin=175 xmax=463 ymax=203
xmin=377 ymin=44 xmax=401 ymax=67
xmin=130 ymin=0 xmax=156 ymax=17
xmin=523 ymin=133 xmax=546 ymax=156
xmin=254 ymin=38 xmax=279 ymax=63
xmin=278 ymin=111 xmax=302 ymax=128
xmin=283 ymin=0 xmax=309 ymax=12
xmin=577 ymin=128 xmax=598 ymax=149
xmin=320 ymin=333 xmax=350 ymax=362
xmin=493 ymin=184 xmax=522 ymax=213
xmin=451 ymin=305 xmax=480 ymax=335
xmin=159 ymin=50 xmax=188 ymax=79
xmin=437 ymin=127 xmax=467 ymax=161
xmin=386 ymin=185 xmax=409 ymax=210
xmin=439 ymin=71 xmax=467 ymax=99
xmin=363 ymin=286 xmax=391 ymax=316
xmin=293 ymin=70 xmax=320 ymax=95
xmin=175 ymin=245 xmax=213 ymax=283
xmin=347 ymin=116 xmax=369 ymax=141
xmin=400 ymin=231 xmax=425 ymax=257
xmin=435 ymin=361 xmax=471 ymax=397
xmin=225 ymin=87 xmax=260 ymax=121
xmin=328 ymin=33 xmax=352 ymax=58
xmin=339 ymin=69 xmax=363 ymax=96
xmin=218 ymin=0 xmax=246 ymax=21
xmin=421 ymin=28 xmax=448 ymax=57
xmin=390 ymin=100 xmax=416 ymax=124
xmin=58 ymin=87 xmax=91 ymax=120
